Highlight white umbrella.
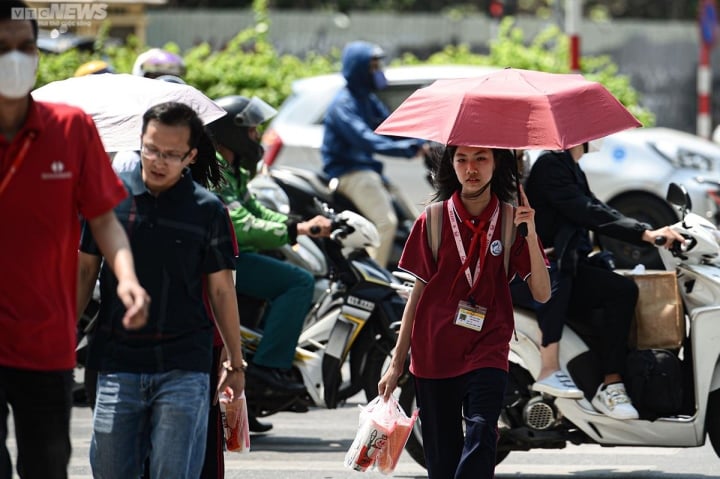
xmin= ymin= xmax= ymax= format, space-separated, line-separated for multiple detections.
xmin=32 ymin=73 xmax=227 ymax=152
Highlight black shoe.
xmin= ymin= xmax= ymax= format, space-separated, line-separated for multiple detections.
xmin=248 ymin=414 xmax=273 ymax=433
xmin=245 ymin=364 xmax=306 ymax=395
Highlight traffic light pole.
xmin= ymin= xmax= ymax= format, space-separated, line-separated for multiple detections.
xmin=566 ymin=0 xmax=581 ymax=73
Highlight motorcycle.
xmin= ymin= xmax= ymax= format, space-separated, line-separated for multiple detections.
xmin=261 ymin=164 xmax=418 ymax=270
xmin=238 ymin=202 xmax=416 ymax=426
xmin=399 ymin=182 xmax=720 ymax=468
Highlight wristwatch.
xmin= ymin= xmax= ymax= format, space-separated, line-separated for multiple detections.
xmin=222 ymin=359 xmax=248 ymax=373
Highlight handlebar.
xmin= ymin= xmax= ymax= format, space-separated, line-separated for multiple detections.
xmin=329 ymin=218 xmax=354 ymax=243
xmin=654 ymin=234 xmax=696 ymax=256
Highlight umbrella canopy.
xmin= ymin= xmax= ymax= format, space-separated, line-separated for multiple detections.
xmin=32 ymin=73 xmax=227 ymax=152
xmin=375 ymin=68 xmax=641 ymax=150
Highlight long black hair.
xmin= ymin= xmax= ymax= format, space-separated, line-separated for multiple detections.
xmin=192 ymin=130 xmax=224 ymax=190
xmin=429 ymin=145 xmax=517 ymax=203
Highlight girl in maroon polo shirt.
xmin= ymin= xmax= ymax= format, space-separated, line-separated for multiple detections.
xmin=379 ymin=145 xmax=550 ymax=479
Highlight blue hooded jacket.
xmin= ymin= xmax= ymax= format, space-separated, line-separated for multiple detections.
xmin=321 ymin=41 xmax=422 ymax=178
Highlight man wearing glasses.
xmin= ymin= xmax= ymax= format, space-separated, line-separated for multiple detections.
xmin=77 ymin=102 xmax=245 ymax=479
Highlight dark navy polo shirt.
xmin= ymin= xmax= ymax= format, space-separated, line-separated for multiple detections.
xmin=80 ymin=163 xmax=236 ymax=374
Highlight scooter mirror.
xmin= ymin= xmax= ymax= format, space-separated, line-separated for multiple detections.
xmin=666 ymin=182 xmax=691 ymax=211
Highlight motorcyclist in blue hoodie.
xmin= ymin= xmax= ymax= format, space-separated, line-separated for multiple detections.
xmin=321 ymin=41 xmax=425 ymax=268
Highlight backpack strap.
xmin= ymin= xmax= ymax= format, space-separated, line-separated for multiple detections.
xmin=500 ymin=202 xmax=517 ymax=276
xmin=424 ymin=201 xmax=444 ymax=262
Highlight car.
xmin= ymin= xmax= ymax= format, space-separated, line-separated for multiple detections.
xmin=262 ymin=66 xmax=720 ymax=269
xmin=261 ymin=64 xmax=501 ymax=171
xmin=38 ymin=29 xmax=96 ymax=54
xmin=37 ymin=29 xmax=121 ymax=54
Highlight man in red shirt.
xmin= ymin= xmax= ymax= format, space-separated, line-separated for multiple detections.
xmin=0 ymin=3 xmax=149 ymax=478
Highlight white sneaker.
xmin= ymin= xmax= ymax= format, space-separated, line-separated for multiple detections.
xmin=591 ymin=382 xmax=639 ymax=420
xmin=532 ymin=371 xmax=584 ymax=399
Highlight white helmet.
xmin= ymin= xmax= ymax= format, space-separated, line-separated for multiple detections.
xmin=333 ymin=210 xmax=380 ymax=250
xmin=132 ymin=48 xmax=186 ymax=79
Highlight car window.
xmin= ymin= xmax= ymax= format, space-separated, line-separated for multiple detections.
xmin=377 ymin=83 xmax=432 ymax=111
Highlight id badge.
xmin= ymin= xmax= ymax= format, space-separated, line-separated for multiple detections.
xmin=454 ymin=300 xmax=487 ymax=332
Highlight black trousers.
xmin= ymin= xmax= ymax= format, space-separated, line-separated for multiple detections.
xmin=511 ymin=260 xmax=637 ymax=376
xmin=566 ymin=261 xmax=637 ymax=376
xmin=0 ymin=367 xmax=73 ymax=479
xmin=200 ymin=346 xmax=225 ymax=479
xmin=415 ymin=368 xmax=507 ymax=479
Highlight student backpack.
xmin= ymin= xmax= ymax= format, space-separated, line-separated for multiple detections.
xmin=424 ymin=200 xmax=517 ymax=276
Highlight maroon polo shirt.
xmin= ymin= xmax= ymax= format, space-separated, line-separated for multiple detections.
xmin=399 ymin=191 xmax=545 ymax=379
xmin=0 ymin=99 xmax=127 ymax=371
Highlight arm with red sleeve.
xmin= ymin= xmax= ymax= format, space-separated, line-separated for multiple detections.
xmin=74 ymin=110 xmax=149 ymax=329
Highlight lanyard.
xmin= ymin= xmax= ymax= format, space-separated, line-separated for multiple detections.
xmin=448 ymin=196 xmax=499 ymax=291
xmin=0 ymin=132 xmax=36 ymax=199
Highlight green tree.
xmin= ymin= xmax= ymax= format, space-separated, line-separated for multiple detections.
xmin=36 ymin=9 xmax=652 ymax=127
xmin=398 ymin=18 xmax=654 ymax=126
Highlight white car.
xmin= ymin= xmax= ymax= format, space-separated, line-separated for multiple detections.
xmin=261 ymin=64 xmax=501 ymax=170
xmin=262 ymin=66 xmax=720 ymax=268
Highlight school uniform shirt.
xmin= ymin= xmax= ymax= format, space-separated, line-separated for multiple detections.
xmin=399 ymin=191 xmax=545 ymax=379
xmin=0 ymin=100 xmax=127 ymax=371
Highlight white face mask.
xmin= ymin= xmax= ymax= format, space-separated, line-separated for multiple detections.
xmin=0 ymin=51 xmax=38 ymax=99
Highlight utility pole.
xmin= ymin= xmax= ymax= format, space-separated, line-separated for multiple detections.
xmin=566 ymin=0 xmax=581 ymax=73
xmin=698 ymin=0 xmax=718 ymax=139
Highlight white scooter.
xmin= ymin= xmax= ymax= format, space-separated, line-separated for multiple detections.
xmin=400 ymin=182 xmax=720 ymax=468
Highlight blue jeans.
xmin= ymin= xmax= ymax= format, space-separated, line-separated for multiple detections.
xmin=90 ymin=370 xmax=210 ymax=479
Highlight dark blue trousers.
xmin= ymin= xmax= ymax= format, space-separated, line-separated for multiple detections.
xmin=415 ymin=368 xmax=507 ymax=479
xmin=0 ymin=367 xmax=73 ymax=479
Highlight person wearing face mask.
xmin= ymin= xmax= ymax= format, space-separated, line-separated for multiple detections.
xmin=321 ymin=41 xmax=426 ymax=268
xmin=0 ymin=2 xmax=149 ymax=478
xmin=206 ymin=95 xmax=332 ymax=431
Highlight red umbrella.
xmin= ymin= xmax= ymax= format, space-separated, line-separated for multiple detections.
xmin=375 ymin=68 xmax=641 ymax=149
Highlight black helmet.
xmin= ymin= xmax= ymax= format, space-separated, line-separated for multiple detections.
xmin=207 ymin=96 xmax=277 ymax=173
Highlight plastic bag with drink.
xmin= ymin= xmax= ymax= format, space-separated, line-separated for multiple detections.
xmin=344 ymin=395 xmax=418 ymax=474
xmin=219 ymin=388 xmax=250 ymax=453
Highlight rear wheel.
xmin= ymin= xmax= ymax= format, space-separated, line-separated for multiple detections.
xmin=707 ymin=389 xmax=720 ymax=458
xmin=599 ymin=194 xmax=677 ymax=269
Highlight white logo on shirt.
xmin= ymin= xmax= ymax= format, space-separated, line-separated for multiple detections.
xmin=42 ymin=161 xmax=72 ymax=180
xmin=490 ymin=239 xmax=503 ymax=256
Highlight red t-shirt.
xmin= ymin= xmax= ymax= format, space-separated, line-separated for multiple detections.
xmin=399 ymin=192 xmax=546 ymax=379
xmin=0 ymin=100 xmax=127 ymax=371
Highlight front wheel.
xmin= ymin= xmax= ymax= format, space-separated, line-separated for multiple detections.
xmin=707 ymin=389 xmax=720 ymax=458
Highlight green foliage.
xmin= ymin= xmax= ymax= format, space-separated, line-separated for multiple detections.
xmin=397 ymin=18 xmax=654 ymax=126
xmin=34 ymin=13 xmax=652 ymax=127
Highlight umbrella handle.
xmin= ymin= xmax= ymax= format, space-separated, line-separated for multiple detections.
xmin=517 ymin=221 xmax=528 ymax=237
xmin=513 ymin=150 xmax=528 ymax=238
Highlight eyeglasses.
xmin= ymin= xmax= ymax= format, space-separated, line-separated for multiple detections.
xmin=140 ymin=144 xmax=192 ymax=163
